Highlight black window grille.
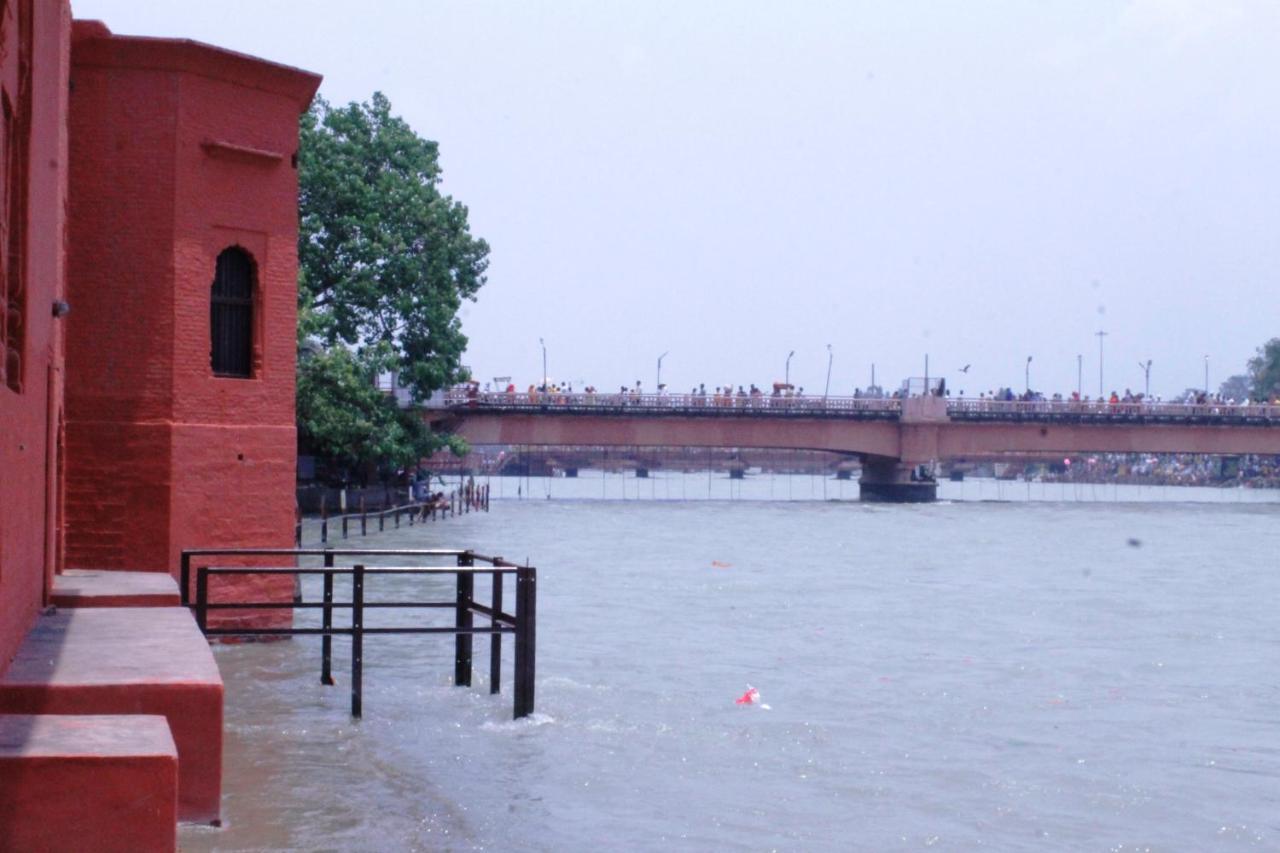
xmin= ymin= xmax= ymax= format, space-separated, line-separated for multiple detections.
xmin=210 ymin=247 xmax=254 ymax=377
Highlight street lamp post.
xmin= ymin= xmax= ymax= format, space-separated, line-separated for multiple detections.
xmin=1096 ymin=330 xmax=1108 ymax=397
xmin=824 ymin=344 xmax=833 ymax=399
xmin=785 ymin=350 xmax=795 ymax=387
xmin=1139 ymin=359 xmax=1152 ymax=397
xmin=656 ymin=351 xmax=669 ymax=390
xmin=539 ymin=337 xmax=547 ymax=389
xmin=1025 ymin=355 xmax=1033 ymax=394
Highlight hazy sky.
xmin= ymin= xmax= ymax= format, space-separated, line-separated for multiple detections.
xmin=74 ymin=1 xmax=1279 ymax=399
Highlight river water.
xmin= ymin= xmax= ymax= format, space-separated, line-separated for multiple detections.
xmin=182 ymin=475 xmax=1280 ymax=851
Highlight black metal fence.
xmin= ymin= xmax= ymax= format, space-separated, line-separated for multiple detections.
xmin=298 ymin=486 xmax=491 ymax=547
xmin=180 ymin=548 xmax=535 ymax=719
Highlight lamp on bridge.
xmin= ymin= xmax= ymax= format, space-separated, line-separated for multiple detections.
xmin=785 ymin=350 xmax=795 ymax=387
xmin=1139 ymin=359 xmax=1152 ymax=397
xmin=657 ymin=351 xmax=669 ymax=390
xmin=1097 ymin=330 xmax=1108 ymax=397
xmin=824 ymin=344 xmax=833 ymax=399
xmin=539 ymin=337 xmax=547 ymax=390
xmin=1025 ymin=355 xmax=1032 ymax=394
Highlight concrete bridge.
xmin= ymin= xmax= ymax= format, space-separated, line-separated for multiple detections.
xmin=430 ymin=392 xmax=1280 ymax=501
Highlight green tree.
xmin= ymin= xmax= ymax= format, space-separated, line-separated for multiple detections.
xmin=296 ymin=342 xmax=460 ymax=479
xmin=296 ymin=92 xmax=487 ymax=474
xmin=1247 ymin=338 xmax=1280 ymax=402
xmin=299 ymin=92 xmax=488 ymax=396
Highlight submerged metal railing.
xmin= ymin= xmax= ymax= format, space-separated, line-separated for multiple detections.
xmin=299 ymin=488 xmax=491 ymax=546
xmin=180 ymin=548 xmax=535 ymax=719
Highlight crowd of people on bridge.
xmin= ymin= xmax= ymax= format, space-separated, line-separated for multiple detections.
xmin=452 ymin=379 xmax=1279 ymax=416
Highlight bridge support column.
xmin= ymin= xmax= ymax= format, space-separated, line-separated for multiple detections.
xmin=858 ymin=457 xmax=937 ymax=503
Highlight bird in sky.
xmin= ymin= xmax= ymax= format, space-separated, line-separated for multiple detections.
xmin=959 ymin=364 xmax=971 ymax=373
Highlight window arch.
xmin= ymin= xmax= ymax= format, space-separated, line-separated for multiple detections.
xmin=210 ymin=246 xmax=255 ymax=378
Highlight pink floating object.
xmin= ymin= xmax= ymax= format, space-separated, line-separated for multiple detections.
xmin=735 ymin=687 xmax=760 ymax=705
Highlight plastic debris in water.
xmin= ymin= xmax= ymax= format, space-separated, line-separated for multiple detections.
xmin=735 ymin=686 xmax=771 ymax=709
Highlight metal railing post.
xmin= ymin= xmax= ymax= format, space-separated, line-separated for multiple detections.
xmin=321 ymin=549 xmax=335 ymax=686
xmin=489 ymin=562 xmax=503 ymax=694
xmin=454 ymin=553 xmax=474 ymax=687
xmin=195 ymin=567 xmax=209 ymax=634
xmin=514 ymin=565 xmax=537 ymax=718
xmin=180 ymin=551 xmax=191 ymax=606
xmin=351 ymin=563 xmax=365 ymax=718
xmin=320 ymin=517 xmax=328 ymax=544
xmin=342 ymin=516 xmax=348 ymax=539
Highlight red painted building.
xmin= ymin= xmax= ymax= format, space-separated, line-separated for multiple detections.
xmin=64 ymin=20 xmax=319 ymax=621
xmin=2 ymin=1 xmax=320 ymax=669
xmin=0 ymin=2 xmax=319 ymax=840
xmin=0 ymin=0 xmax=73 ymax=674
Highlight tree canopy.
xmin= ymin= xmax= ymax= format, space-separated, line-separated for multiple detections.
xmin=296 ymin=92 xmax=486 ymax=480
xmin=1247 ymin=338 xmax=1280 ymax=402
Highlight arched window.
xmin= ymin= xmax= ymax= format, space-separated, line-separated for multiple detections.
xmin=210 ymin=247 xmax=255 ymax=377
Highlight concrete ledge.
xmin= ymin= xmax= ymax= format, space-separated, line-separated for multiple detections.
xmin=0 ymin=714 xmax=177 ymax=852
xmin=0 ymin=608 xmax=223 ymax=823
xmin=52 ymin=569 xmax=181 ymax=608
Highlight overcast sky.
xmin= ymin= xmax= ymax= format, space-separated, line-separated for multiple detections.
xmin=74 ymin=1 xmax=1279 ymax=399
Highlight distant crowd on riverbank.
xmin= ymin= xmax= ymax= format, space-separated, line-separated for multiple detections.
xmin=1040 ymin=453 xmax=1280 ymax=489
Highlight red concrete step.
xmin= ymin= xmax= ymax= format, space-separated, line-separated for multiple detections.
xmin=0 ymin=607 xmax=223 ymax=824
xmin=52 ymin=568 xmax=181 ymax=607
xmin=0 ymin=713 xmax=178 ymax=852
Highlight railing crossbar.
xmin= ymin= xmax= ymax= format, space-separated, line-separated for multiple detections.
xmin=200 ymin=626 xmax=516 ymax=637
xmin=194 ymin=565 xmax=515 ymax=576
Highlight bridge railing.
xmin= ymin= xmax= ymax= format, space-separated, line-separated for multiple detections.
xmin=947 ymin=398 xmax=1280 ymax=422
xmin=444 ymin=390 xmax=903 ymax=417
xmin=444 ymin=390 xmax=1280 ymax=423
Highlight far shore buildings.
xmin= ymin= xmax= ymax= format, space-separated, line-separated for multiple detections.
xmin=0 ymin=2 xmax=319 ymax=847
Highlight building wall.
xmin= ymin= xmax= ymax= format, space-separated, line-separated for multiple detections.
xmin=64 ymin=37 xmax=178 ymax=571
xmin=167 ymin=70 xmax=304 ymax=607
xmin=0 ymin=0 xmax=71 ymax=673
xmin=64 ymin=24 xmax=319 ymax=620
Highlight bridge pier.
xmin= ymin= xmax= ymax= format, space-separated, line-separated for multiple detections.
xmin=858 ymin=457 xmax=937 ymax=503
